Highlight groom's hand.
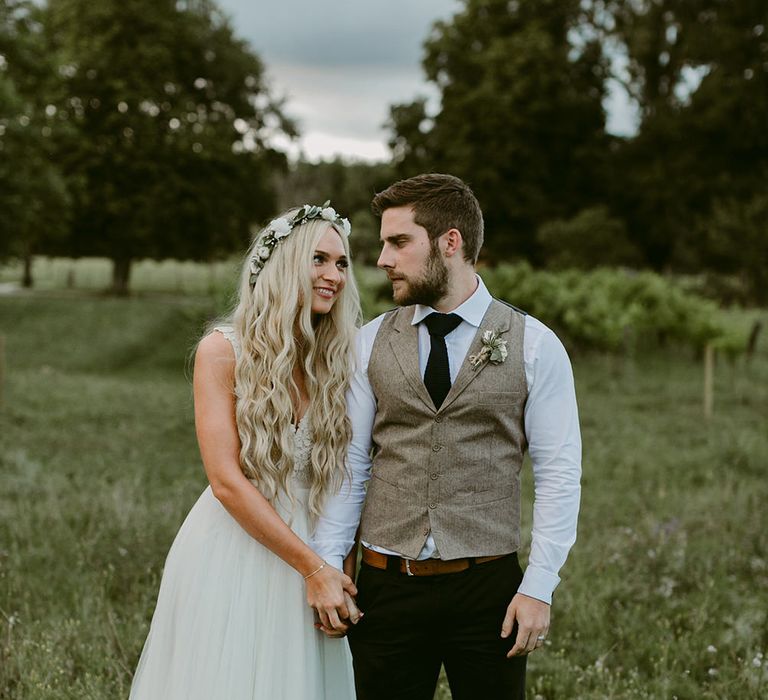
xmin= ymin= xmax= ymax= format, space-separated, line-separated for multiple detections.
xmin=315 ymin=591 xmax=363 ymax=638
xmin=305 ymin=565 xmax=358 ymax=633
xmin=501 ymin=592 xmax=550 ymax=657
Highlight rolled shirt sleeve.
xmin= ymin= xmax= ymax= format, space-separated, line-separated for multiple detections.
xmin=517 ymin=322 xmax=582 ymax=604
xmin=310 ymin=318 xmax=382 ymax=570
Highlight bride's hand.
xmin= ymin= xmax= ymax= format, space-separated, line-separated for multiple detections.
xmin=305 ymin=563 xmax=358 ymax=632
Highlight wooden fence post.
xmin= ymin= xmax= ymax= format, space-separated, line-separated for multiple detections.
xmin=703 ymin=342 xmax=714 ymax=420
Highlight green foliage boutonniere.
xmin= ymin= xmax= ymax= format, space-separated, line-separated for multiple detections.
xmin=469 ymin=329 xmax=508 ymax=370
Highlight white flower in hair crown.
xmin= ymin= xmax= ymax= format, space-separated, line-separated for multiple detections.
xmin=468 ymin=329 xmax=508 ymax=369
xmin=249 ymin=201 xmax=351 ymax=286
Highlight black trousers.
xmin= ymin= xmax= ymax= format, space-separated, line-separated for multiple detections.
xmin=348 ymin=553 xmax=527 ymax=700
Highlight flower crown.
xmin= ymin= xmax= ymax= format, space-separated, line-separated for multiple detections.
xmin=249 ymin=201 xmax=351 ymax=286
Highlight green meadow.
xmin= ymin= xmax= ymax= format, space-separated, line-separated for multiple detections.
xmin=0 ymin=265 xmax=766 ymax=699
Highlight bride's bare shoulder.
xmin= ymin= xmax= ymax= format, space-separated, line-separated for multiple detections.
xmin=195 ymin=330 xmax=236 ymax=373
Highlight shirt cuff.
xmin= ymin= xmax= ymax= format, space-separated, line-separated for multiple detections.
xmin=309 ymin=536 xmax=349 ymax=572
xmin=324 ymin=554 xmax=344 ymax=572
xmin=517 ymin=565 xmax=561 ymax=605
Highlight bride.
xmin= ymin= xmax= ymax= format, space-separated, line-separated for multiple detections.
xmin=129 ymin=203 xmax=361 ymax=699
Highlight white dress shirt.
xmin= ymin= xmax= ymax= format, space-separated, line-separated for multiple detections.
xmin=312 ymin=276 xmax=582 ymax=604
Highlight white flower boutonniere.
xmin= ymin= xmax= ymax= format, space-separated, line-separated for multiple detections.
xmin=468 ymin=329 xmax=508 ymax=370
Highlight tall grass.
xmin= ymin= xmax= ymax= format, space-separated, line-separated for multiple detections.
xmin=1 ymin=291 xmax=766 ymax=699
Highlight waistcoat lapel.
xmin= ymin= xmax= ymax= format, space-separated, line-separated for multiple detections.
xmin=387 ymin=307 xmax=436 ymax=412
xmin=439 ymin=300 xmax=512 ymax=412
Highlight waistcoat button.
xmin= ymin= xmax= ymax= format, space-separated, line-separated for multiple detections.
xmin=430 ymin=472 xmax=438 ymax=480
xmin=429 ymin=502 xmax=437 ymax=509
xmin=432 ymin=444 xmax=442 ymax=452
xmin=435 ymin=415 xmax=443 ymax=423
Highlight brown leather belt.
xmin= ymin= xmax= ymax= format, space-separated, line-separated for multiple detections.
xmin=361 ymin=547 xmax=507 ymax=576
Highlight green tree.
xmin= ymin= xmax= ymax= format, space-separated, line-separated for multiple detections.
xmin=387 ymin=0 xmax=611 ymax=262
xmin=537 ymin=206 xmax=642 ymax=270
xmin=0 ymin=0 xmax=70 ymax=285
xmin=46 ymin=0 xmax=295 ymax=294
xmin=604 ymin=0 xmax=768 ymax=278
xmin=698 ymin=193 xmax=768 ymax=304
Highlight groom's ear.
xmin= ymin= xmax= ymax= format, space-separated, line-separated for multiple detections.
xmin=441 ymin=228 xmax=464 ymax=258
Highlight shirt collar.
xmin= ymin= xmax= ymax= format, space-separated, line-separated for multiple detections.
xmin=411 ymin=275 xmax=492 ymax=328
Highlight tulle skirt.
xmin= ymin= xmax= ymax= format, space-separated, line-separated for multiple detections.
xmin=129 ymin=483 xmax=355 ymax=700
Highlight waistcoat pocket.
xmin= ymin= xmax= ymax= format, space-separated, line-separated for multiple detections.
xmin=475 ymin=390 xmax=523 ymax=405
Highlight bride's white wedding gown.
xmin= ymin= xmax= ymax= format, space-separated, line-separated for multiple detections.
xmin=129 ymin=327 xmax=355 ymax=700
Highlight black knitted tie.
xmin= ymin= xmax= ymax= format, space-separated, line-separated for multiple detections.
xmin=423 ymin=313 xmax=463 ymax=409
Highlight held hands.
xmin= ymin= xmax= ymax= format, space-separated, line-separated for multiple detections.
xmin=501 ymin=592 xmax=550 ymax=657
xmin=314 ymin=591 xmax=362 ymax=638
xmin=304 ymin=563 xmax=362 ymax=636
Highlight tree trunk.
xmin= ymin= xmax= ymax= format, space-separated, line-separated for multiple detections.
xmin=746 ymin=321 xmax=763 ymax=363
xmin=22 ymin=253 xmax=33 ymax=288
xmin=748 ymin=267 xmax=768 ymax=306
xmin=111 ymin=257 xmax=132 ymax=296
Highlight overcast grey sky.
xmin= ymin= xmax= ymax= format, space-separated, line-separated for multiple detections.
xmin=216 ymin=0 xmax=461 ymax=161
xmin=216 ymin=0 xmax=635 ymax=161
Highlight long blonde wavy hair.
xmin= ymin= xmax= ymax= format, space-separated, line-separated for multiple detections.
xmin=224 ymin=210 xmax=361 ymax=522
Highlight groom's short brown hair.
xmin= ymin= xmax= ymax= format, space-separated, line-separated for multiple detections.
xmin=371 ymin=173 xmax=484 ymax=264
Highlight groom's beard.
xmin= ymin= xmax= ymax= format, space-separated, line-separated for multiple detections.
xmin=391 ymin=244 xmax=449 ymax=307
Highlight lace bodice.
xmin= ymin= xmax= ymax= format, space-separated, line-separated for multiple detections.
xmin=214 ymin=326 xmax=312 ymax=482
xmin=291 ymin=413 xmax=312 ymax=482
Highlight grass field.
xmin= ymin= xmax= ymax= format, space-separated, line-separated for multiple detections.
xmin=1 ymin=281 xmax=766 ymax=698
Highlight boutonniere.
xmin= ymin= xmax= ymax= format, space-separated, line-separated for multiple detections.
xmin=469 ymin=329 xmax=508 ymax=369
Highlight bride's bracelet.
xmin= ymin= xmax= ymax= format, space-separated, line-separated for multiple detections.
xmin=303 ymin=561 xmax=326 ymax=580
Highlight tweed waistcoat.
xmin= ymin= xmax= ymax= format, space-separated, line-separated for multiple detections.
xmin=360 ymin=299 xmax=528 ymax=560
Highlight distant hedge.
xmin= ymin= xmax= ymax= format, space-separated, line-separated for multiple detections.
xmin=480 ymin=264 xmax=728 ymax=353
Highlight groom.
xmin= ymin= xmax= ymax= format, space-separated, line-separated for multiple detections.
xmin=313 ymin=173 xmax=581 ymax=699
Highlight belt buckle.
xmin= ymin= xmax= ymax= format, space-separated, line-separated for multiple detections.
xmin=404 ymin=559 xmax=414 ymax=576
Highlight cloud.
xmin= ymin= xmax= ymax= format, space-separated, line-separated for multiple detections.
xmin=216 ymin=0 xmax=459 ymax=158
xmin=267 ymin=62 xmax=437 ymax=142
xmin=218 ymin=0 xmax=461 ymax=68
